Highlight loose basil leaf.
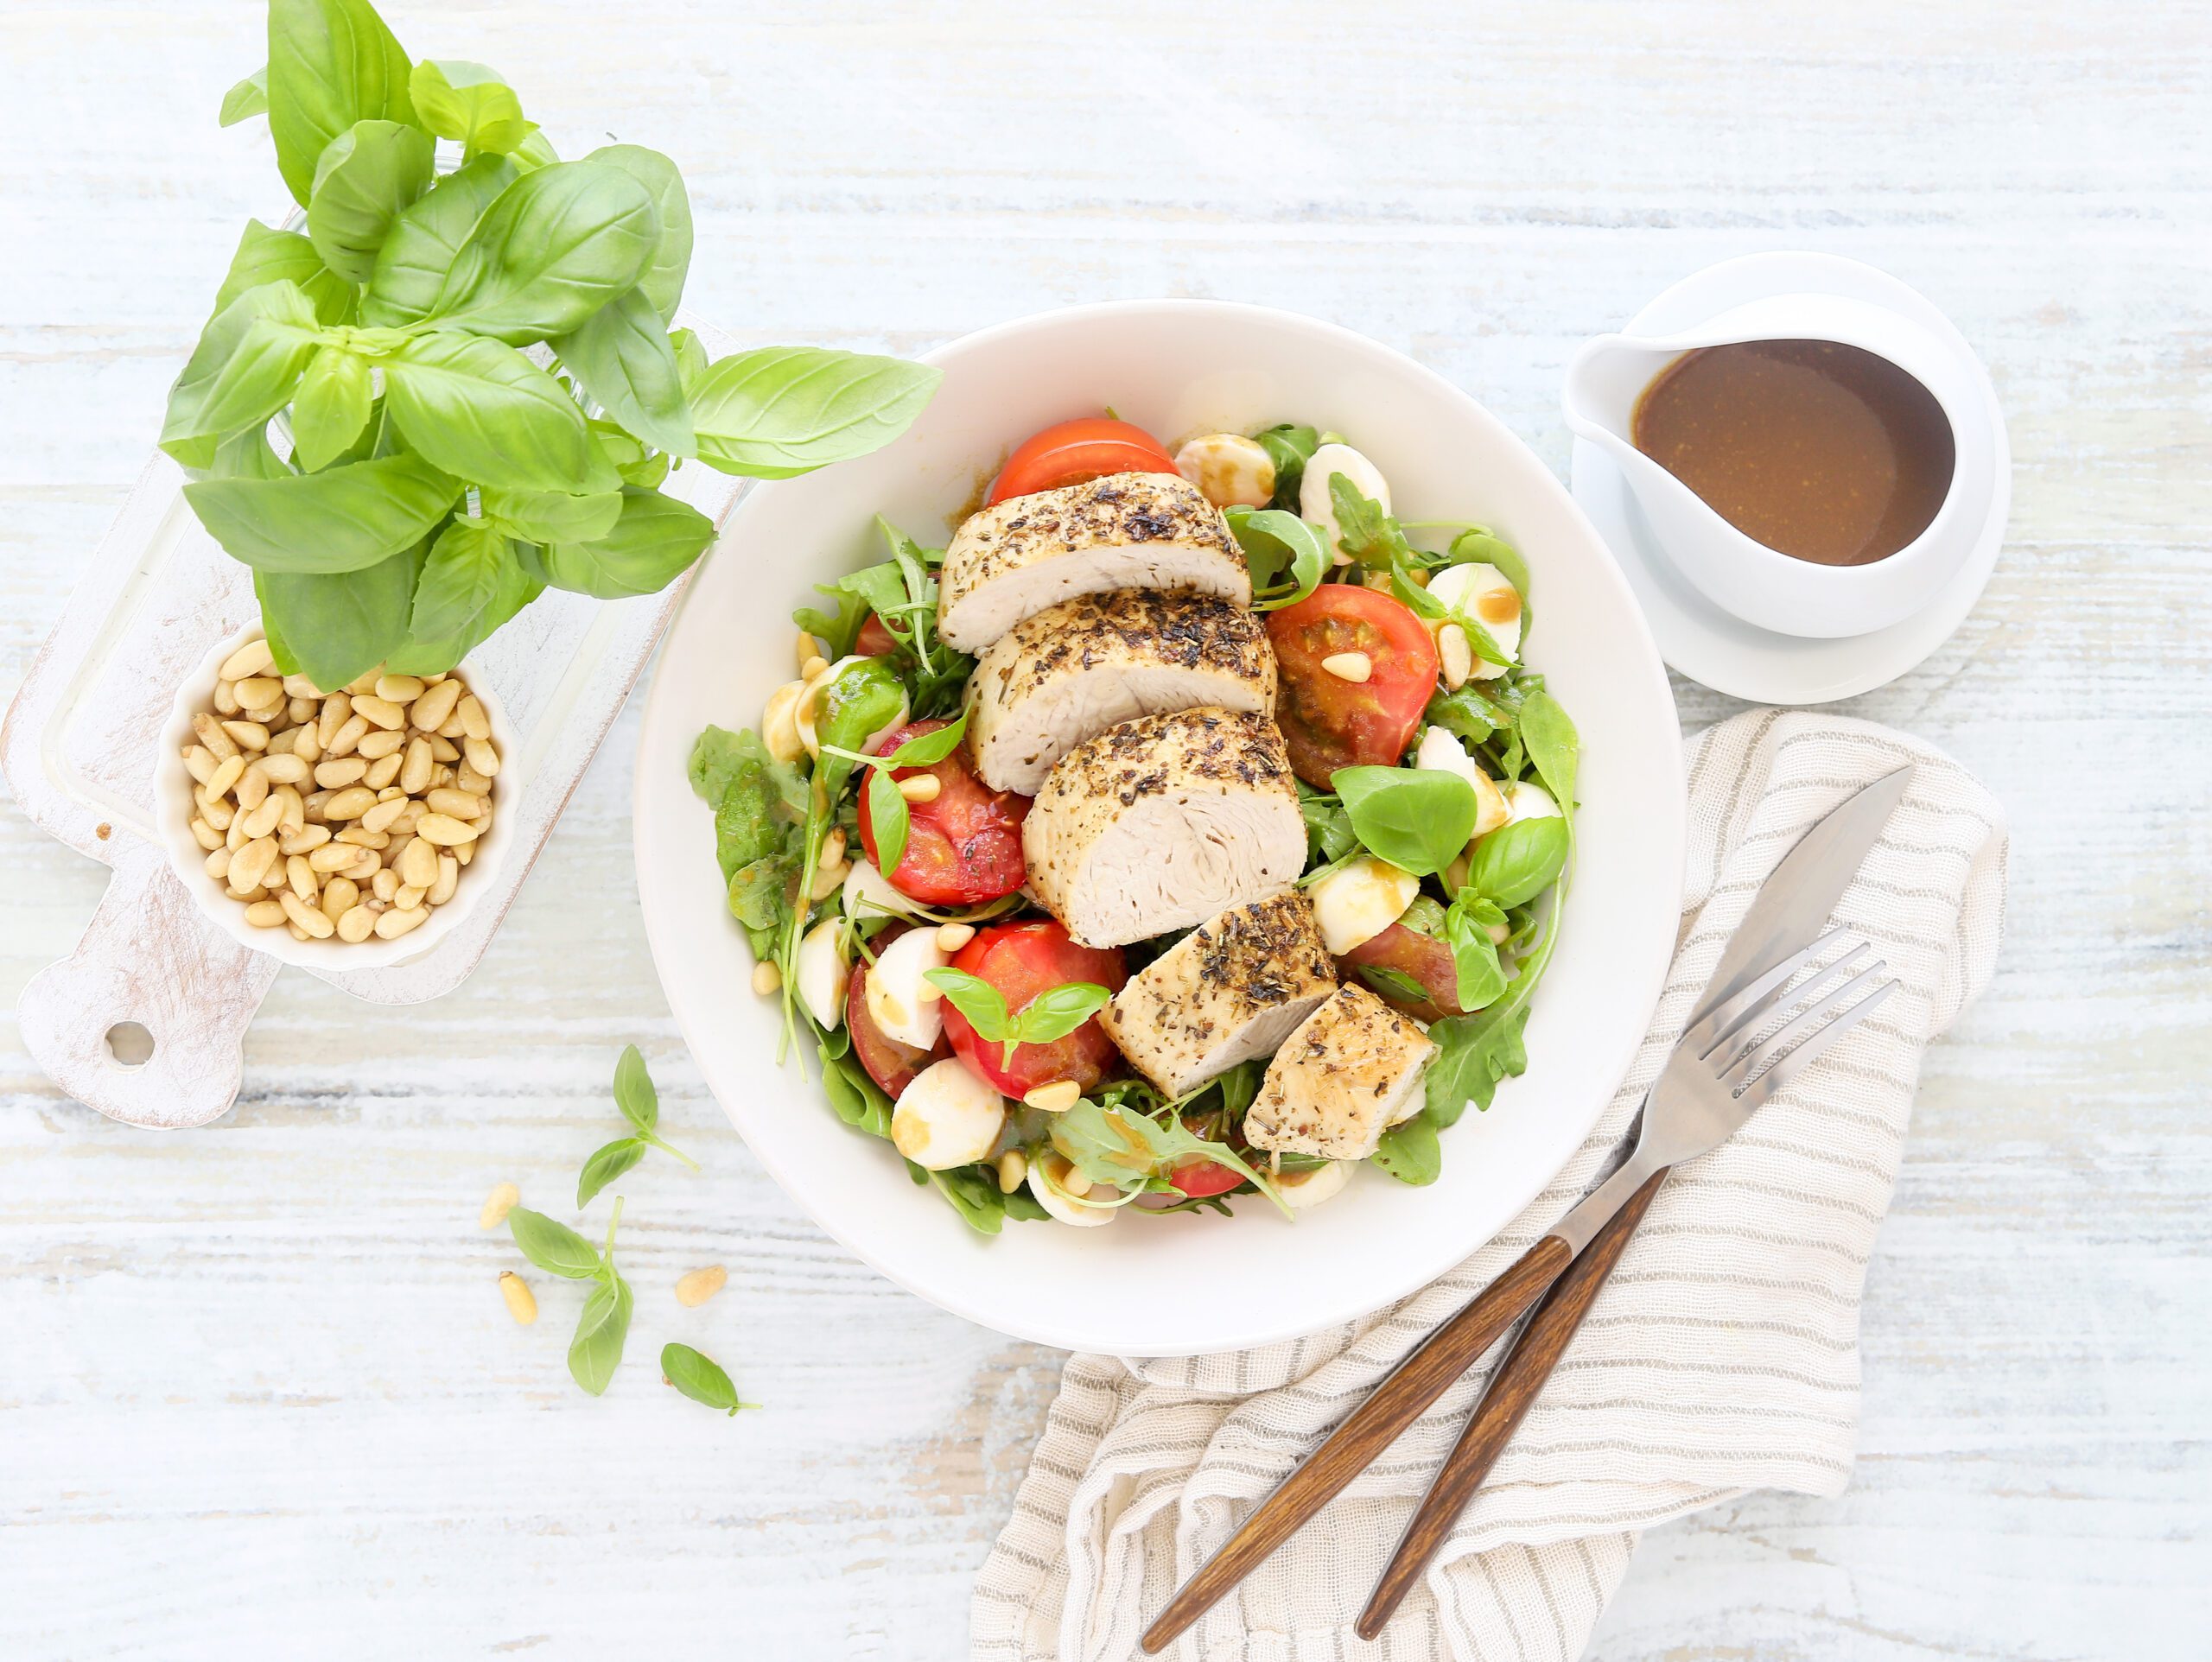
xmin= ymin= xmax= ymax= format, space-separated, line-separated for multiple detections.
xmin=1014 ymin=982 xmax=1113 ymax=1046
xmin=266 ymin=0 xmax=416 ymax=206
xmin=360 ymin=153 xmax=517 ymax=327
xmin=1253 ymin=422 xmax=1319 ymax=510
xmin=210 ymin=221 xmax=354 ymax=326
xmin=161 ymin=280 xmax=324 ymax=467
xmin=1371 ymin=1112 xmax=1442 ymax=1185
xmin=551 ymin=288 xmax=695 ymax=457
xmin=1332 ymin=766 xmax=1478 ymax=878
xmin=306 ymin=118 xmax=433 ymax=283
xmin=379 ymin=329 xmax=594 ymax=491
xmin=866 ymin=767 xmax=910 ymax=873
xmin=506 ymin=1206 xmax=603 ymax=1278
xmin=480 ymin=484 xmax=623 ymax=545
xmin=924 ymin=968 xmax=1011 ymax=1042
xmin=404 ymin=515 xmax=508 ymax=642
xmin=613 ymin=1043 xmax=658 ymax=1136
xmin=253 ymin=539 xmax=423 ymax=688
xmin=575 ymin=1138 xmax=645 ymax=1208
xmin=877 ymin=711 xmax=967 ymax=768
xmin=540 ymin=487 xmax=716 ymax=599
xmin=688 ymin=346 xmax=942 ymax=479
xmin=184 ymin=450 xmax=457 ymax=572
xmin=289 ymin=346 xmax=372 ymax=471
xmin=567 ymin=1272 xmax=632 ymax=1396
xmin=1442 ymin=896 xmax=1510 ymax=1012
xmin=1465 ymin=816 xmax=1569 ymax=909
xmin=1225 ymin=506 xmax=1325 ymax=610
xmin=1517 ymin=688 xmax=1580 ymax=809
xmin=220 ymin=67 xmax=269 ymax=126
xmin=586 ymin=144 xmax=693 ymax=324
xmin=429 ymin=159 xmax=659 ymax=346
xmin=408 ymin=60 xmax=534 ymax=155
xmin=661 ymin=1342 xmax=753 ymax=1415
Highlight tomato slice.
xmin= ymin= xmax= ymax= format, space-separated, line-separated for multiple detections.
xmin=855 ymin=719 xmax=1031 ymax=906
xmin=986 ymin=417 xmax=1180 ymax=505
xmin=1340 ymin=922 xmax=1463 ymax=1024
xmin=1267 ymin=585 xmax=1440 ymax=788
xmin=941 ymin=920 xmax=1127 ymax=1097
xmin=845 ymin=936 xmax=943 ymax=1100
xmin=854 ymin=612 xmax=899 ymax=657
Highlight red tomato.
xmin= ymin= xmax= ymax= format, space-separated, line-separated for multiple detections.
xmin=854 ymin=613 xmax=899 ymax=657
xmin=986 ymin=417 xmax=1180 ymax=505
xmin=941 ymin=921 xmax=1127 ymax=1097
xmin=855 ymin=719 xmax=1031 ymax=906
xmin=1267 ymin=585 xmax=1440 ymax=788
xmin=1340 ymin=922 xmax=1463 ymax=1024
xmin=844 ymin=938 xmax=943 ymax=1100
xmin=1167 ymin=1150 xmax=1246 ymax=1199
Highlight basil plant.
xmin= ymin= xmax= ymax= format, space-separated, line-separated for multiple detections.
xmin=166 ymin=0 xmax=940 ymax=691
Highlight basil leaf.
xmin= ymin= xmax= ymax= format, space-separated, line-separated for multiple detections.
xmin=1442 ymin=897 xmax=1510 ymax=1012
xmin=266 ymin=0 xmax=415 ymax=206
xmin=1014 ymin=982 xmax=1112 ymax=1047
xmin=1356 ymin=963 xmax=1433 ymax=1005
xmin=211 ymin=221 xmax=354 ymax=326
xmin=161 ymin=280 xmax=324 ymax=468
xmin=253 ymin=539 xmax=423 ymax=689
xmin=1332 ymin=766 xmax=1478 ymax=878
xmin=586 ymin=144 xmax=692 ymax=324
xmin=567 ymin=1272 xmax=632 ymax=1396
xmin=670 ymin=327 xmax=710 ymax=390
xmin=819 ymin=1044 xmax=893 ymax=1139
xmin=289 ymin=346 xmax=372 ymax=472
xmin=506 ymin=1206 xmax=603 ymax=1278
xmin=306 ymin=118 xmax=433 ymax=283
xmin=1449 ymin=528 xmax=1530 ymax=603
xmin=220 ymin=67 xmax=269 ymax=126
xmin=404 ymin=515 xmax=509 ymax=642
xmin=924 ymin=968 xmax=1011 ymax=1043
xmin=360 ymin=153 xmax=518 ymax=327
xmin=1370 ymin=1113 xmax=1442 ymax=1185
xmin=209 ymin=424 xmax=293 ymax=483
xmin=661 ymin=1342 xmax=752 ymax=1415
xmin=810 ymin=657 xmax=906 ymax=801
xmin=480 ymin=484 xmax=623 ymax=545
xmin=1518 ymin=688 xmax=1580 ymax=809
xmin=1225 ymin=506 xmax=1325 ymax=610
xmin=429 ymin=159 xmax=659 ymax=346
xmin=1465 ymin=816 xmax=1569 ymax=908
xmin=588 ymin=419 xmax=670 ymax=489
xmin=388 ymin=537 xmax=538 ymax=676
xmin=613 ymin=1043 xmax=658 ymax=1136
xmin=879 ymin=712 xmax=967 ymax=768
xmin=185 ymin=450 xmax=457 ymax=573
xmin=1425 ymin=681 xmax=1515 ymax=744
xmin=551 ymin=288 xmax=695 ymax=457
xmin=541 ymin=487 xmax=715 ymax=599
xmin=380 ymin=329 xmax=593 ymax=491
xmin=408 ymin=60 xmax=533 ymax=155
xmin=575 ymin=1138 xmax=645 ymax=1208
xmin=866 ymin=766 xmax=910 ymax=873
xmin=689 ymin=346 xmax=941 ymax=479
xmin=1253 ymin=422 xmax=1319 ymax=509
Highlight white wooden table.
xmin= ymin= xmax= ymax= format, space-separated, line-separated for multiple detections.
xmin=4 ymin=3 xmax=2206 ymax=1656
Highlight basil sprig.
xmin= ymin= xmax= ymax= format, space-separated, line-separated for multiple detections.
xmin=923 ymin=969 xmax=1112 ymax=1069
xmin=827 ymin=711 xmax=969 ymax=877
xmin=661 ymin=1343 xmax=760 ymax=1417
xmin=508 ymin=1197 xmax=632 ymax=1396
xmin=577 ymin=1044 xmax=699 ymax=1208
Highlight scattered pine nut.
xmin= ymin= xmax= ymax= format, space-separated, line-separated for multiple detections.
xmin=799 ymin=654 xmax=830 ymax=682
xmin=1438 ymin=624 xmax=1473 ymax=690
xmin=809 ymin=860 xmax=849 ymax=902
xmin=1022 ymin=1080 xmax=1082 ymax=1113
xmin=796 ymin=631 xmax=821 ymax=673
xmin=479 ymin=1182 xmax=520 ymax=1229
xmin=674 ymin=1266 xmax=728 ymax=1308
xmin=898 ymin=774 xmax=942 ymax=803
xmin=498 ymin=1271 xmax=537 ymax=1326
xmin=995 ymin=1149 xmax=1027 ymax=1194
xmin=934 ymin=923 xmax=975 ymax=952
xmin=818 ymin=828 xmax=847 ymax=871
xmin=751 ymin=960 xmax=782 ymax=996
xmin=1320 ymin=651 xmax=1373 ymax=684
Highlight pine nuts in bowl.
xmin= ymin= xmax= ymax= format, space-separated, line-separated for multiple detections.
xmin=152 ymin=625 xmax=522 ymax=970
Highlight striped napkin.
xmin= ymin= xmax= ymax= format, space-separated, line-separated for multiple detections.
xmin=971 ymin=710 xmax=2008 ymax=1662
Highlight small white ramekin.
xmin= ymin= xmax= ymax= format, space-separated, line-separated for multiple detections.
xmin=152 ymin=624 xmax=523 ymax=971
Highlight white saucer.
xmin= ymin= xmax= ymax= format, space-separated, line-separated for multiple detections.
xmin=1568 ymin=252 xmax=2010 ymax=705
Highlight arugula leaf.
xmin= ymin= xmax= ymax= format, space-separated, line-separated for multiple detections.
xmin=689 ymin=346 xmax=941 ymax=479
xmin=360 ymin=153 xmax=517 ymax=327
xmin=1051 ymin=1098 xmax=1288 ymax=1218
xmin=818 ymin=1044 xmax=893 ymax=1139
xmin=1225 ymin=506 xmax=1326 ymax=610
xmin=930 ymin=1164 xmax=1011 ymax=1234
xmin=542 ymin=488 xmax=716 ymax=599
xmin=408 ymin=60 xmax=534 ymax=156
xmin=305 ymin=117 xmax=433 ymax=283
xmin=429 ymin=159 xmax=659 ymax=345
xmin=507 ymin=1206 xmax=602 ymax=1278
xmin=794 ymin=583 xmax=869 ymax=659
xmin=1326 ymin=473 xmax=1421 ymax=568
xmin=1423 ymin=1002 xmax=1530 ymax=1126
xmin=380 ymin=329 xmax=594 ymax=491
xmin=185 ymin=450 xmax=457 ymax=573
xmin=265 ymin=0 xmax=416 ymax=207
xmin=1370 ymin=1112 xmax=1442 ymax=1185
xmin=289 ymin=346 xmax=372 ymax=472
xmin=1331 ymin=766 xmax=1478 ymax=877
xmin=661 ymin=1342 xmax=757 ymax=1415
xmin=1252 ymin=422 xmax=1319 ymax=509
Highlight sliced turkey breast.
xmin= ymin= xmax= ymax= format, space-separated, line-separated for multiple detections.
xmin=1243 ymin=983 xmax=1440 ymax=1162
xmin=964 ymin=591 xmax=1277 ymax=794
xmin=1022 ymin=707 xmax=1305 ymax=948
xmin=937 ymin=473 xmax=1249 ymax=653
xmin=1099 ymin=891 xmax=1338 ymax=1096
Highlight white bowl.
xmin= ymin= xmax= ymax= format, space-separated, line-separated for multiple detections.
xmin=633 ymin=300 xmax=1685 ymax=1356
xmin=154 ymin=625 xmax=521 ymax=971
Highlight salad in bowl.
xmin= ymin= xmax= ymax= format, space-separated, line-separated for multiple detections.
xmin=686 ymin=410 xmax=1578 ymax=1234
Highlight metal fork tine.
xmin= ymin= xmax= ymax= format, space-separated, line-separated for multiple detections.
xmin=1683 ymin=927 xmax=1853 ymax=1056
xmin=1701 ymin=940 xmax=1873 ymax=1067
xmin=1718 ymin=961 xmax=1890 ymax=1090
xmin=1736 ymin=978 xmax=1899 ymax=1106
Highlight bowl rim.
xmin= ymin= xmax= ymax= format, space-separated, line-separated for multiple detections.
xmin=152 ymin=625 xmax=523 ymax=971
xmin=636 ymin=296 xmax=1686 ymax=1354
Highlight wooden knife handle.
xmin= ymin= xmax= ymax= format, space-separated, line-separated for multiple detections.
xmin=1355 ymin=1165 xmax=1670 ymax=1640
xmin=1140 ymin=1232 xmax=1575 ymax=1654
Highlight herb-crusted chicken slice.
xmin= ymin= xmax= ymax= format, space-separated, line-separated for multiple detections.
xmin=1243 ymin=983 xmax=1439 ymax=1162
xmin=1099 ymin=892 xmax=1338 ymax=1097
xmin=1021 ymin=707 xmax=1305 ymax=949
xmin=937 ymin=473 xmax=1249 ymax=653
xmin=963 ymin=591 xmax=1277 ymax=794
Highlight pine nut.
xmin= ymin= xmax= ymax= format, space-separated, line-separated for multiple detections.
xmin=346 ymin=671 xmax=381 ymax=695
xmin=1320 ymin=651 xmax=1373 ymax=684
xmin=415 ymin=812 xmax=480 ymax=847
xmin=193 ymin=712 xmax=238 ymax=759
xmin=796 ymin=631 xmax=820 ymax=673
xmin=426 ymin=733 xmax=459 ymax=763
xmin=810 ymin=860 xmax=848 ymax=901
xmin=898 ymin=774 xmax=942 ymax=803
xmin=355 ymin=726 xmax=406 ymax=760
xmin=226 ymin=815 xmax=249 ymax=852
xmin=219 ymin=720 xmax=270 ymax=751
xmin=461 ymin=736 xmax=499 ymax=777
xmin=316 ymin=695 xmax=349 ymax=747
xmin=334 ymin=826 xmax=389 ymax=848
xmin=361 ymin=752 xmax=401 ymax=790
xmin=819 ymin=828 xmax=847 ymax=871
xmin=675 ymin=1266 xmax=727 ymax=1308
xmin=204 ymin=847 xmax=232 ymax=879
xmin=453 ymin=841 xmax=474 ymax=867
xmin=213 ymin=679 xmax=240 ymax=715
xmin=274 ymin=785 xmax=304 ymax=835
xmin=1061 ymin=1162 xmax=1093 ymax=1198
xmin=321 ymin=876 xmax=359 ymax=923
xmin=286 ymin=923 xmax=309 ymax=941
xmin=194 ymin=790 xmax=234 ymax=831
xmin=429 ymin=854 xmax=459 ymax=906
xmin=375 ymin=674 xmax=424 ymax=703
xmin=372 ymin=868 xmax=401 ymax=902
xmin=308 ymin=842 xmax=357 ymax=872
xmin=395 ymin=884 xmax=425 ymax=911
xmin=917 ymin=978 xmax=942 ymax=1004
xmin=232 ymin=676 xmax=282 ymax=708
xmin=498 ymin=1271 xmax=537 ymax=1325
xmin=232 ymin=882 xmax=268 ymax=903
xmin=286 ymin=696 xmax=315 ymax=726
xmin=336 ymin=904 xmax=376 ymax=942
xmin=232 ymin=763 xmax=270 ymax=814
xmin=800 ymin=654 xmax=830 ymax=682
xmin=455 ymin=761 xmax=492 ymax=795
xmin=934 ymin=923 xmax=975 ymax=952
xmin=238 ymin=793 xmax=285 ymax=840
xmin=373 ymin=904 xmax=427 ymax=940
xmin=1438 ymin=623 xmax=1473 ymax=690
xmin=400 ymin=737 xmax=432 ymax=795
xmin=751 ymin=960 xmax=781 ymax=996
xmin=457 ymin=695 xmax=490 ymax=741
xmin=995 ymin=1149 xmax=1027 ymax=1194
xmin=323 ymin=785 xmax=377 ymax=820
xmin=245 ymin=899 xmax=288 ymax=929
xmin=426 ymin=788 xmax=482 ymax=820
xmin=257 ymin=752 xmax=310 ymax=785
xmin=480 ymin=1182 xmax=520 ymax=1229
xmin=230 ymin=836 xmax=279 ymax=891
xmin=265 ymin=727 xmax=296 ymax=756
xmin=219 ymin=640 xmax=276 ymax=681
xmin=437 ymin=710 xmax=468 ymax=739
xmin=285 ymin=855 xmax=319 ymax=904
xmin=278 ymin=890 xmax=334 ymax=938
xmin=410 ymin=679 xmax=461 ymax=732
xmin=184 ymin=745 xmax=217 ymax=786
xmin=291 ymin=725 xmax=321 ymax=764
xmin=398 ymin=838 xmax=440 ymax=890
xmin=1022 ymin=1080 xmax=1082 ymax=1113
xmin=189 ymin=816 xmax=222 ymax=852
xmin=207 ymin=754 xmax=245 ymax=799
xmin=327 ymin=714 xmax=369 ymax=757
xmin=278 ymin=825 xmax=331 ymax=855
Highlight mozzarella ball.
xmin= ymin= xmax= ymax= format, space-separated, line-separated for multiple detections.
xmin=793 ymin=915 xmax=848 ymax=1031
xmin=1427 ymin=561 xmax=1522 ymax=677
xmin=1175 ymin=433 xmax=1275 ymax=509
xmin=842 ymin=858 xmax=923 ymax=923
xmin=891 ymin=1058 xmax=1006 ymax=1170
xmin=1414 ymin=726 xmax=1510 ymax=837
xmin=1308 ymin=854 xmax=1420 ymax=955
xmin=1299 ymin=442 xmax=1392 ymax=564
xmin=796 ymin=656 xmax=909 ymax=758
xmin=1275 ymin=1160 xmax=1353 ymax=1210
xmin=1501 ymin=779 xmax=1562 ymax=824
xmin=865 ymin=924 xmax=950 ymax=1050
xmin=1027 ymin=1158 xmax=1117 ymax=1227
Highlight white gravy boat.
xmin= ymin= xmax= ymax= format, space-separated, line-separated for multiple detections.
xmin=1563 ymin=294 xmax=1979 ymax=639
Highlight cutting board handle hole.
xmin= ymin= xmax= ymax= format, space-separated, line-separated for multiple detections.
xmin=105 ymin=1021 xmax=155 ymax=1069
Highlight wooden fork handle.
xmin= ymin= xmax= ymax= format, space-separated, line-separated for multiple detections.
xmin=1139 ymin=1232 xmax=1576 ymax=1654
xmin=1355 ymin=1165 xmax=1670 ymax=1640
